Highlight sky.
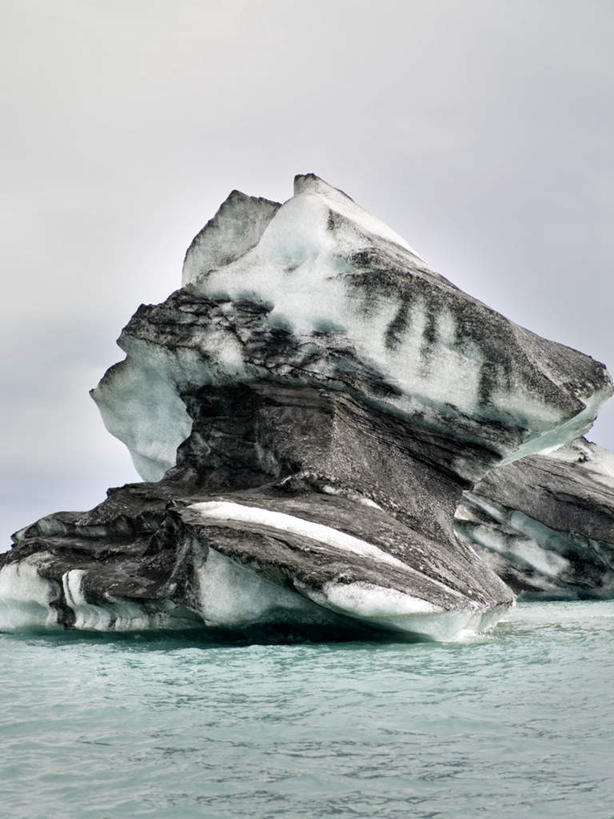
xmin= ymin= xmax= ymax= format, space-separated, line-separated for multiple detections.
xmin=1 ymin=0 xmax=613 ymax=547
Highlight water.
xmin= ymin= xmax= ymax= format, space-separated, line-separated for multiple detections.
xmin=1 ymin=601 xmax=613 ymax=819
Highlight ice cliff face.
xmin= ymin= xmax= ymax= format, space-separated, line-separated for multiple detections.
xmin=1 ymin=174 xmax=612 ymax=640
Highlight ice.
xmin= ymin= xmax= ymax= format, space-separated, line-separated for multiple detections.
xmin=455 ymin=491 xmax=614 ymax=594
xmin=0 ymin=551 xmax=503 ymax=639
xmin=93 ymin=319 xmax=256 ymax=481
xmin=61 ymin=570 xmax=196 ymax=631
xmin=500 ymin=387 xmax=613 ymax=466
xmin=0 ymin=557 xmax=59 ymax=630
xmin=190 ymin=500 xmax=419 ymax=573
xmin=510 ymin=537 xmax=570 ymax=578
xmin=191 ymin=546 xmax=503 ymax=639
xmin=292 ymin=173 xmax=421 ymax=256
xmin=187 ymin=500 xmax=507 ymax=638
xmin=547 ymin=437 xmax=614 ymax=489
xmin=194 ymin=546 xmax=334 ymax=629
xmin=189 ymin=524 xmax=504 ymax=639
xmin=182 ymin=190 xmax=280 ymax=286
xmin=200 ymin=194 xmax=488 ymax=418
xmin=92 ymin=346 xmax=193 ymax=481
xmin=463 ymin=519 xmax=570 ymax=579
xmin=203 ymin=194 xmax=350 ymax=335
xmin=195 ymin=177 xmax=606 ymax=449
xmin=7 ymin=172 xmax=611 ymax=638
xmin=297 ymin=580 xmax=504 ymax=642
xmin=320 ymin=484 xmax=383 ymax=510
xmin=310 ymin=580 xmax=440 ymax=616
xmin=62 ymin=570 xmax=113 ymax=630
xmin=93 ymin=174 xmax=611 ymax=482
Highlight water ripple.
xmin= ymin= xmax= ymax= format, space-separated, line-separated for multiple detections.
xmin=1 ymin=601 xmax=613 ymax=818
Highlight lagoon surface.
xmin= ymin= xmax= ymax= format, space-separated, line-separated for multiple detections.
xmin=1 ymin=601 xmax=613 ymax=818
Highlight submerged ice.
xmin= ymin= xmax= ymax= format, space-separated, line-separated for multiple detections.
xmin=2 ymin=173 xmax=613 ymax=640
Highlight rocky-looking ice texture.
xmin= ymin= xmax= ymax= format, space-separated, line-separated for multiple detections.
xmin=455 ymin=438 xmax=614 ymax=599
xmin=1 ymin=174 xmax=612 ymax=640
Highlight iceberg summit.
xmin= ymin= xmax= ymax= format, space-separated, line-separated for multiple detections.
xmin=2 ymin=174 xmax=613 ymax=640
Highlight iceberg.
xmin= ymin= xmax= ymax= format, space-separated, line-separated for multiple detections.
xmin=1 ymin=174 xmax=612 ymax=640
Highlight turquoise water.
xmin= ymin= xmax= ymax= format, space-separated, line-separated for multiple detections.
xmin=1 ymin=601 xmax=613 ymax=818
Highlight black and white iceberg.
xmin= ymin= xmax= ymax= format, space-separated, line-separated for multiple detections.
xmin=1 ymin=174 xmax=612 ymax=640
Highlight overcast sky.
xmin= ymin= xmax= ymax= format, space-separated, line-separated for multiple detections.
xmin=1 ymin=0 xmax=613 ymax=547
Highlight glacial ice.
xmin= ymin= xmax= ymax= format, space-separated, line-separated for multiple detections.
xmin=194 ymin=547 xmax=339 ymax=629
xmin=298 ymin=580 xmax=508 ymax=641
xmin=455 ymin=439 xmax=614 ymax=598
xmin=92 ymin=175 xmax=611 ymax=484
xmin=2 ymin=172 xmax=613 ymax=639
xmin=187 ymin=500 xmax=505 ymax=638
xmin=92 ymin=342 xmax=195 ymax=481
xmin=0 ymin=558 xmax=59 ymax=631
xmin=189 ymin=500 xmax=419 ymax=574
xmin=61 ymin=570 xmax=193 ymax=631
xmin=548 ymin=436 xmax=614 ymax=487
xmin=192 ymin=537 xmax=500 ymax=641
xmin=182 ymin=190 xmax=280 ymax=286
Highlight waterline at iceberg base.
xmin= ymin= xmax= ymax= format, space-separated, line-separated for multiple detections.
xmin=2 ymin=173 xmax=613 ymax=641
